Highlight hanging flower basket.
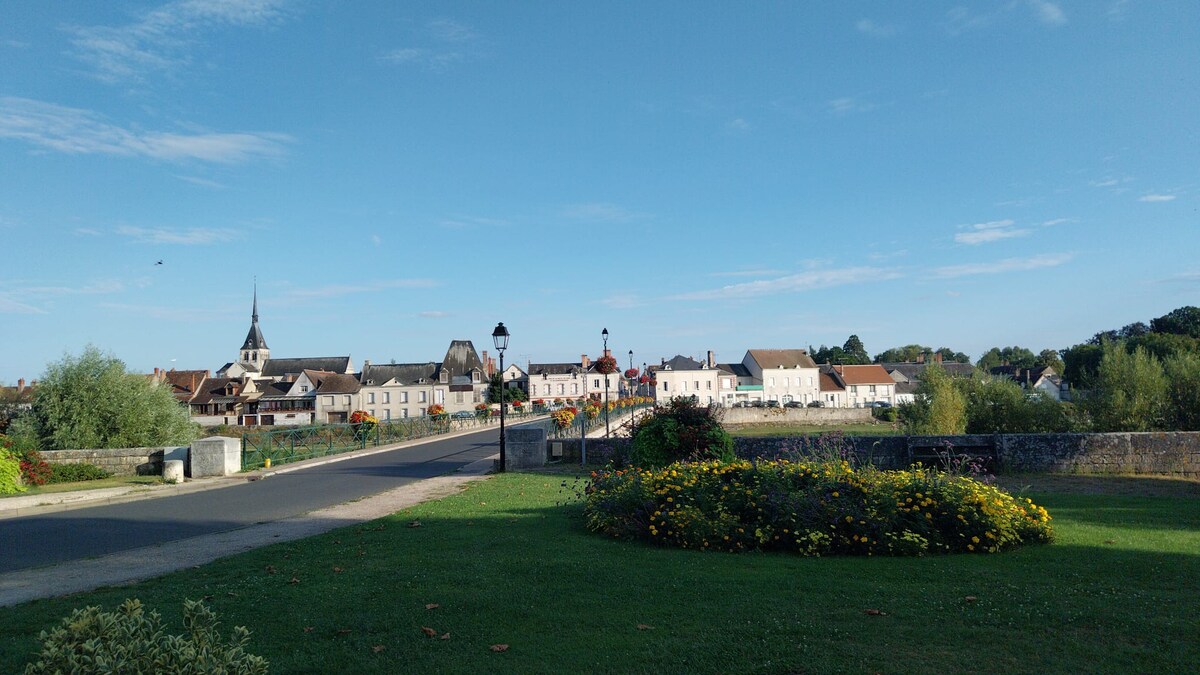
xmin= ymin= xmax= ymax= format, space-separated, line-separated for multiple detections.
xmin=594 ymin=355 xmax=619 ymax=375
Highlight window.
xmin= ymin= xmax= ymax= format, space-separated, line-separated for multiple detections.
xmin=324 ymin=396 xmax=334 ymax=405
xmin=385 ymin=409 xmax=391 ymax=420
xmin=400 ymin=392 xmax=408 ymax=403
xmin=808 ymin=377 xmax=814 ymax=387
xmin=706 ymin=380 xmax=712 ymax=390
xmin=869 ymin=385 xmax=877 ymax=394
xmin=401 ymin=409 xmax=409 ymax=418
xmin=419 ymin=391 xmax=427 ymax=403
xmin=419 ymin=407 xmax=426 ymax=416
xmin=850 ymin=386 xmax=858 ymax=394
xmin=369 ymin=409 xmax=375 ymax=417
xmin=769 ymin=377 xmax=775 ymax=387
xmin=557 ymin=383 xmax=564 ymax=395
xmin=682 ymin=381 xmax=688 ymax=392
xmin=343 ymin=395 xmax=351 ymax=405
xmin=663 ymin=381 xmax=669 ymax=391
xmin=694 ymin=380 xmax=700 ymax=390
xmin=456 ymin=391 xmax=464 ymax=403
xmin=435 ymin=390 xmax=445 ymax=404
xmin=593 ymin=378 xmax=600 ymax=388
xmin=544 ymin=384 xmax=551 ymax=395
xmin=472 ymin=372 xmax=480 ymax=382
xmin=300 ymin=385 xmax=309 ymax=393
xmin=722 ymin=378 xmax=731 ymax=389
xmin=571 ymin=383 xmax=578 ymax=395
xmin=784 ymin=377 xmax=790 ymax=387
xmin=383 ymin=392 xmax=390 ymax=403
xmin=368 ymin=393 xmax=375 ymax=404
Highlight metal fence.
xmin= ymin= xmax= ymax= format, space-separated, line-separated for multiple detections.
xmin=240 ymin=410 xmax=549 ymax=470
xmin=545 ymin=401 xmax=654 ymax=440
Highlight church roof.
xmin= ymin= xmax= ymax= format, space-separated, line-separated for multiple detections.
xmin=261 ymin=356 xmax=352 ymax=378
xmin=241 ymin=287 xmax=268 ymax=350
xmin=441 ymin=340 xmax=484 ymax=377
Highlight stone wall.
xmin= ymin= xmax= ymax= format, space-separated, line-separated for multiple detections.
xmin=38 ymin=446 xmax=182 ymax=476
xmin=551 ymin=432 xmax=1200 ymax=476
xmin=721 ymin=407 xmax=873 ymax=426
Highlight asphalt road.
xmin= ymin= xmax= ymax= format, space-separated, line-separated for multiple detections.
xmin=0 ymin=427 xmax=504 ymax=574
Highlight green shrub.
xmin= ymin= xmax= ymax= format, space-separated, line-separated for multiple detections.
xmin=630 ymin=398 xmax=734 ymax=468
xmin=24 ymin=598 xmax=267 ymax=674
xmin=871 ymin=406 xmax=897 ymax=422
xmin=46 ymin=462 xmax=112 ymax=484
xmin=0 ymin=447 xmax=25 ymax=495
xmin=584 ymin=459 xmax=1053 ymax=556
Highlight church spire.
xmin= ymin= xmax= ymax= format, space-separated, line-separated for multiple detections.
xmin=241 ymin=284 xmax=268 ymax=357
xmin=252 ymin=282 xmax=259 ymax=322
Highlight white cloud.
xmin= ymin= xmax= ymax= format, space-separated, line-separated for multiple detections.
xmin=74 ymin=228 xmax=104 ymax=236
xmin=417 ymin=310 xmax=450 ymax=319
xmin=116 ymin=225 xmax=240 ymax=245
xmin=284 ymin=279 xmax=439 ymax=299
xmin=954 ymin=219 xmax=1031 ymax=245
xmin=380 ymin=18 xmax=478 ymax=69
xmin=827 ymin=97 xmax=877 ymax=116
xmin=427 ymin=19 xmax=477 ymax=43
xmin=67 ymin=0 xmax=289 ymax=83
xmin=708 ymin=268 xmax=787 ymax=278
xmin=672 ymin=267 xmax=902 ymax=301
xmin=0 ymin=97 xmax=291 ymax=164
xmin=856 ymin=19 xmax=898 ymax=37
xmin=932 ymin=253 xmax=1073 ymax=278
xmin=727 ymin=118 xmax=750 ymax=131
xmin=1139 ymin=194 xmax=1177 ymax=202
xmin=0 ymin=294 xmax=46 ymax=314
xmin=1041 ymin=218 xmax=1075 ymax=226
xmin=174 ymin=174 xmax=226 ymax=188
xmin=439 ymin=214 xmax=508 ymax=229
xmin=561 ymin=202 xmax=647 ymax=222
xmin=1027 ymin=0 xmax=1067 ymax=25
xmin=601 ymin=294 xmax=644 ymax=309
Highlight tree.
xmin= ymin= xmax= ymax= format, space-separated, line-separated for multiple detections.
xmin=934 ymin=347 xmax=972 ymax=364
xmin=976 ymin=346 xmax=1037 ymax=371
xmin=1150 ymin=306 xmax=1200 ymax=338
xmin=900 ymin=364 xmax=966 ymax=435
xmin=811 ymin=344 xmax=847 ymax=364
xmin=1164 ymin=352 xmax=1200 ymax=431
xmin=1061 ymin=343 xmax=1104 ymax=389
xmin=1081 ymin=343 xmax=1168 ymax=432
xmin=1126 ymin=332 xmax=1200 ymax=362
xmin=842 ymin=335 xmax=869 ymax=364
xmin=485 ymin=372 xmax=527 ymax=404
xmin=1036 ymin=349 xmax=1065 ymax=374
xmin=874 ymin=344 xmax=932 ymax=363
xmin=23 ymin=346 xmax=198 ymax=451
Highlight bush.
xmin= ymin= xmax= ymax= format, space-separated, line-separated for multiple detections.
xmin=630 ymin=398 xmax=734 ymax=468
xmin=871 ymin=406 xmax=897 ymax=422
xmin=24 ymin=598 xmax=267 ymax=674
xmin=47 ymin=462 xmax=111 ymax=484
xmin=1 ymin=447 xmax=25 ymax=495
xmin=584 ymin=459 xmax=1052 ymax=556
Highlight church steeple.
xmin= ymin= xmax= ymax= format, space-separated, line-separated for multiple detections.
xmin=240 ymin=284 xmax=269 ymax=370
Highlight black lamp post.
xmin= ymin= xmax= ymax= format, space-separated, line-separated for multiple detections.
xmin=642 ymin=361 xmax=648 ymax=397
xmin=492 ymin=322 xmax=510 ymax=472
xmin=602 ymin=327 xmax=610 ymax=437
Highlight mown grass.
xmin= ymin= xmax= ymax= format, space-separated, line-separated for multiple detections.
xmin=2 ymin=473 xmax=1197 ymax=674
xmin=2 ymin=474 xmax=162 ymax=498
xmin=726 ymin=422 xmax=902 ymax=437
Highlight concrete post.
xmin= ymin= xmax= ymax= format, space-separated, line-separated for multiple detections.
xmin=189 ymin=436 xmax=242 ymax=477
xmin=505 ymin=427 xmax=547 ymax=469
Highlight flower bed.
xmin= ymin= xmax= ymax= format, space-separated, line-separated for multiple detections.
xmin=584 ymin=459 xmax=1052 ymax=556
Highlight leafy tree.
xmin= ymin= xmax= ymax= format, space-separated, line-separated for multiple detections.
xmin=1126 ymin=332 xmax=1200 ymax=362
xmin=899 ymin=364 xmax=966 ymax=435
xmin=874 ymin=344 xmax=932 ymax=363
xmin=976 ymin=346 xmax=1037 ymax=371
xmin=1150 ymin=306 xmax=1200 ymax=338
xmin=1164 ymin=352 xmax=1200 ymax=431
xmin=1037 ymin=349 xmax=1065 ymax=373
xmin=486 ymin=372 xmax=528 ymax=404
xmin=842 ymin=335 xmax=869 ymax=364
xmin=24 ymin=346 xmax=198 ymax=451
xmin=958 ymin=375 xmax=1075 ymax=434
xmin=1061 ymin=343 xmax=1104 ymax=389
xmin=934 ymin=347 xmax=972 ymax=364
xmin=1081 ymin=342 xmax=1168 ymax=432
xmin=630 ymin=398 xmax=734 ymax=468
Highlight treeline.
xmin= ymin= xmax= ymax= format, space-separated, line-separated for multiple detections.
xmin=808 ymin=336 xmax=971 ymax=366
xmin=900 ymin=306 xmax=1200 ymax=434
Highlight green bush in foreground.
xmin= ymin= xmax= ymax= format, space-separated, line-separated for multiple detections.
xmin=630 ymin=397 xmax=734 ymax=468
xmin=584 ymin=459 xmax=1053 ymax=556
xmin=0 ymin=446 xmax=24 ymax=495
xmin=24 ymin=598 xmax=267 ymax=674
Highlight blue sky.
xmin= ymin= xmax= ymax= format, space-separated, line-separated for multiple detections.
xmin=1 ymin=1 xmax=1197 ymax=383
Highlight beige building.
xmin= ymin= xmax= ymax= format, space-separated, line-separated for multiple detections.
xmin=742 ymin=349 xmax=821 ymax=405
xmin=653 ymin=353 xmax=736 ymax=406
xmin=823 ymin=364 xmax=895 ymax=407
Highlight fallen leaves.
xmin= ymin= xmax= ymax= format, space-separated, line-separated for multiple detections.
xmin=440 ymin=632 xmax=451 ymax=640
xmin=637 ymin=624 xmax=654 ymax=631
xmin=302 ymin=626 xmax=314 ymax=633
xmin=265 ymin=565 xmax=277 ymax=574
xmin=421 ymin=626 xmax=437 ymax=637
xmin=335 ymin=628 xmax=352 ymax=636
xmin=332 ymin=566 xmax=344 ymax=573
xmin=965 ymin=596 xmax=977 ymax=603
xmin=490 ymin=644 xmax=509 ymax=652
xmin=425 ymin=603 xmax=440 ymax=610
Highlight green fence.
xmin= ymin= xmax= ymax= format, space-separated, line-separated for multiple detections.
xmin=545 ymin=401 xmax=655 ymax=440
xmin=240 ymin=410 xmax=548 ymax=471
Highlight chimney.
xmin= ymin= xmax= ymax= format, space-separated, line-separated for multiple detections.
xmin=482 ymin=350 xmax=489 ymax=375
xmin=707 ymin=350 xmax=715 ymax=368
xmin=581 ymin=354 xmax=590 ymax=368
xmin=603 ymin=348 xmax=611 ymax=358
xmin=154 ymin=367 xmax=160 ymax=377
xmin=916 ymin=352 xmax=925 ymax=364
xmin=364 ymin=359 xmax=371 ymax=368
xmin=17 ymin=378 xmax=25 ymax=393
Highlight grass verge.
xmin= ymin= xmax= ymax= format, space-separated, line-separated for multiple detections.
xmin=726 ymin=422 xmax=902 ymax=437
xmin=2 ymin=474 xmax=162 ymax=498
xmin=2 ymin=473 xmax=1197 ymax=673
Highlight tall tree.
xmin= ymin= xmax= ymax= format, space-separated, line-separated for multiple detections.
xmin=1150 ymin=306 xmax=1200 ymax=338
xmin=1164 ymin=352 xmax=1200 ymax=431
xmin=842 ymin=335 xmax=869 ymax=364
xmin=976 ymin=346 xmax=1037 ymax=371
xmin=874 ymin=345 xmax=932 ymax=363
xmin=1061 ymin=343 xmax=1104 ymax=389
xmin=1037 ymin=349 xmax=1065 ymax=373
xmin=1082 ymin=343 xmax=1168 ymax=432
xmin=20 ymin=346 xmax=198 ymax=451
xmin=486 ymin=372 xmax=528 ymax=404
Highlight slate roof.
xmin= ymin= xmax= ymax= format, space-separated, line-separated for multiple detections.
xmin=360 ymin=362 xmax=441 ymax=387
xmin=241 ymin=288 xmax=268 ymax=350
xmin=261 ymin=357 xmax=352 ymax=378
xmin=746 ymin=349 xmax=818 ymax=369
xmin=528 ymin=363 xmax=586 ymax=376
xmin=309 ymin=371 xmax=361 ymax=394
xmin=441 ymin=340 xmax=484 ymax=378
xmin=718 ymin=363 xmax=752 ymax=378
xmin=989 ymin=365 xmax=1057 ymax=384
xmin=190 ymin=377 xmax=243 ymax=405
xmin=882 ymin=362 xmax=976 ymax=380
xmin=255 ymin=380 xmax=294 ymax=398
xmin=660 ymin=355 xmax=706 ymax=371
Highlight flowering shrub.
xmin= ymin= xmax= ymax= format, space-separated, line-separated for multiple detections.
xmin=593 ymin=355 xmax=619 ymax=375
xmin=624 ymin=368 xmax=639 ymax=379
xmin=426 ymin=404 xmax=446 ymax=417
xmin=349 ymin=410 xmax=379 ymax=425
xmin=0 ymin=446 xmax=24 ymax=495
xmin=552 ymin=408 xmax=576 ymax=429
xmin=584 ymin=459 xmax=1052 ymax=556
xmin=3 ymin=435 xmax=50 ymax=486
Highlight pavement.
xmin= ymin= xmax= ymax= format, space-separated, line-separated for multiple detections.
xmin=0 ymin=425 xmax=505 ymax=608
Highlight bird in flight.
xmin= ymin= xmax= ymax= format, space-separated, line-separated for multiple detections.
xmin=156 ymin=260 xmax=163 ymax=265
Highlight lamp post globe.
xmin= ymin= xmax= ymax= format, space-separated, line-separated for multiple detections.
xmin=492 ymin=322 xmax=510 ymax=472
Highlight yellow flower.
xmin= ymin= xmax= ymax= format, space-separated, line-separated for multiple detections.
xmin=971 ymin=536 xmax=980 ymax=544
xmin=967 ymin=544 xmax=975 ymax=551
xmin=831 ymin=491 xmax=839 ymax=497
xmin=845 ymin=516 xmax=854 ymax=523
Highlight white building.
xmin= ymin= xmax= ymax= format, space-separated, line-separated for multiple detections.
xmin=741 ymin=349 xmax=821 ymax=405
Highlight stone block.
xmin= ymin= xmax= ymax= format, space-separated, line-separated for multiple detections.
xmin=504 ymin=427 xmax=547 ymax=470
xmin=163 ymin=459 xmax=185 ymax=483
xmin=189 ymin=436 xmax=242 ymax=477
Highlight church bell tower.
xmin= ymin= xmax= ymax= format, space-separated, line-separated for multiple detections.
xmin=239 ymin=285 xmax=269 ymax=371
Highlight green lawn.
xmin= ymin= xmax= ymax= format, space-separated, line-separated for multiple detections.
xmin=1 ymin=474 xmax=162 ymax=498
xmin=726 ymin=422 xmax=903 ymax=437
xmin=2 ymin=473 xmax=1197 ymax=674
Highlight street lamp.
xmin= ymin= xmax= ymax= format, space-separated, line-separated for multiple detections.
xmin=602 ymin=327 xmax=610 ymax=437
xmin=492 ymin=322 xmax=510 ymax=472
xmin=628 ymin=349 xmax=634 ymax=398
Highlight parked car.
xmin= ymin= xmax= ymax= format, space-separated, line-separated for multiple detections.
xmin=784 ymin=401 xmax=803 ymax=408
xmin=807 ymin=400 xmax=824 ymax=408
xmin=451 ymin=410 xmax=474 ymax=420
xmin=766 ymin=400 xmax=780 ymax=408
xmin=750 ymin=400 xmax=766 ymax=408
xmin=866 ymin=401 xmax=893 ymax=409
